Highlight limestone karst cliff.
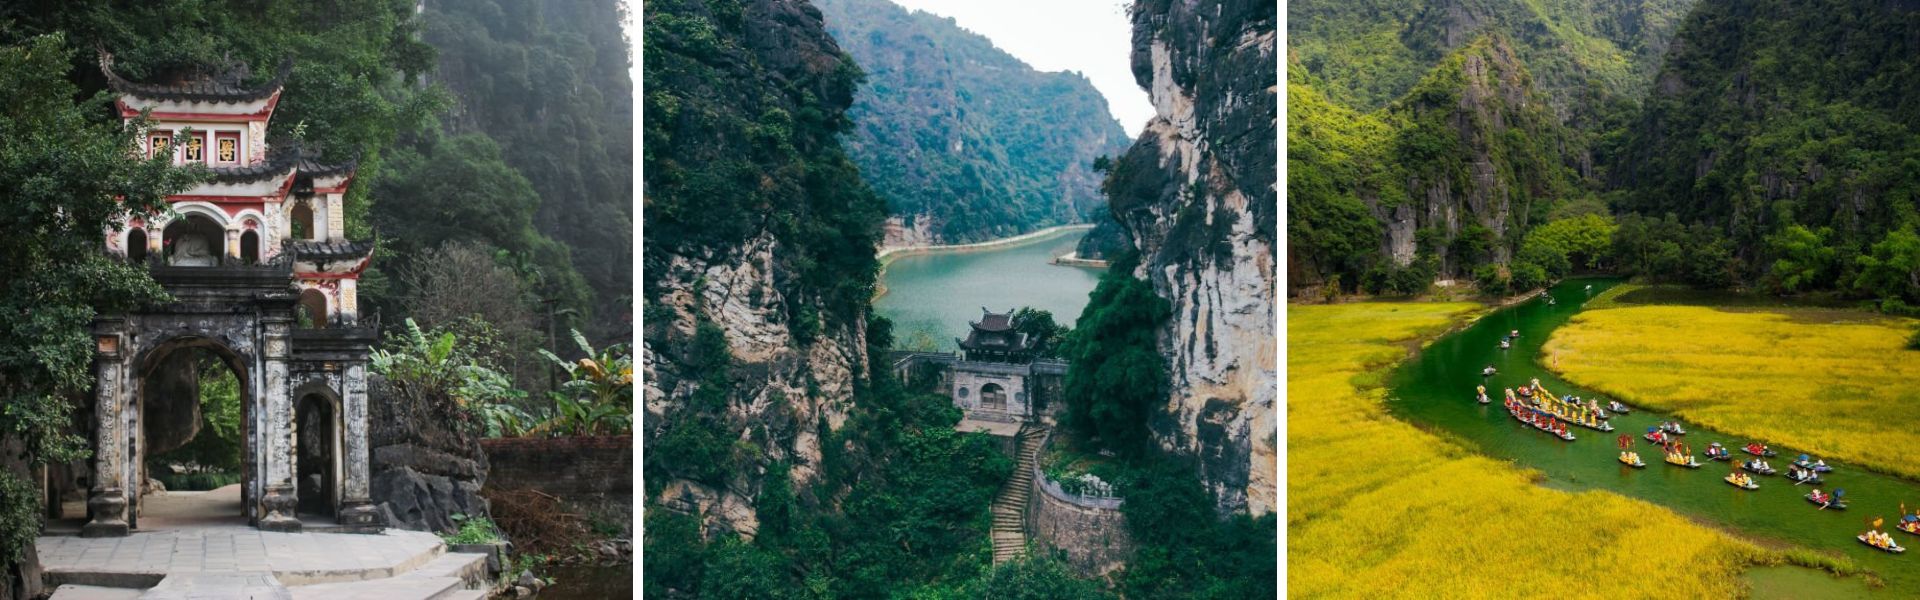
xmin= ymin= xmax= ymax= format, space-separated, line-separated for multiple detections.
xmin=1105 ymin=0 xmax=1277 ymax=516
xmin=641 ymin=0 xmax=882 ymax=538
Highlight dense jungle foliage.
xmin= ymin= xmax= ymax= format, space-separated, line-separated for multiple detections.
xmin=0 ymin=32 xmax=199 ymax=597
xmin=642 ymin=0 xmax=885 ymax=321
xmin=1289 ymin=0 xmax=1920 ymax=311
xmin=815 ymin=0 xmax=1131 ymax=243
xmin=416 ymin=0 xmax=634 ymax=339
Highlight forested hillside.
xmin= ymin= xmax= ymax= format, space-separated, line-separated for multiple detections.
xmin=1292 ymin=0 xmax=1920 ymax=310
xmin=816 ymin=0 xmax=1131 ymax=244
xmin=1288 ymin=0 xmax=1694 ymax=117
xmin=416 ymin=0 xmax=634 ymax=339
xmin=1289 ymin=35 xmax=1591 ymax=295
xmin=1611 ymin=0 xmax=1920 ymax=306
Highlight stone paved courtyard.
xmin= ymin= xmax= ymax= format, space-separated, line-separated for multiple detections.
xmin=35 ymin=486 xmax=489 ymax=598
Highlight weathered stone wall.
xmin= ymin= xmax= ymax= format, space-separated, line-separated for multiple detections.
xmin=367 ymin=374 xmax=490 ymax=533
xmin=1025 ymin=466 xmax=1134 ymax=577
xmin=481 ymin=436 xmax=632 ymax=500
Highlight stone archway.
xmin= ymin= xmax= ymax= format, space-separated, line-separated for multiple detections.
xmin=981 ymin=382 xmax=1007 ymax=409
xmin=126 ymin=336 xmax=255 ymax=531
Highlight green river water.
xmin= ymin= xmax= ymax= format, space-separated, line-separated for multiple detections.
xmin=874 ymin=229 xmax=1102 ymax=344
xmin=1385 ymin=278 xmax=1917 ymax=595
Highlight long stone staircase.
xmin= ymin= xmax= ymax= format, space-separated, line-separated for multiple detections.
xmin=990 ymin=425 xmax=1047 ymax=565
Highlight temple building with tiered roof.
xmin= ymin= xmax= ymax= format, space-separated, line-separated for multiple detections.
xmin=890 ymin=308 xmax=1069 ymax=430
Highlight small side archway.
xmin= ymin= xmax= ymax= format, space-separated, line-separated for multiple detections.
xmin=292 ymin=385 xmax=342 ymax=518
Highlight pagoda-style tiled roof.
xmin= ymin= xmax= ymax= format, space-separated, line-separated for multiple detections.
xmin=959 ymin=328 xmax=1029 ymax=350
xmin=297 ymin=155 xmax=359 ymax=179
xmin=289 ymin=239 xmax=375 ymax=261
xmin=99 ymin=52 xmax=291 ymax=104
xmin=970 ymin=308 xmax=1016 ymax=332
xmin=208 ymin=144 xmax=299 ymax=184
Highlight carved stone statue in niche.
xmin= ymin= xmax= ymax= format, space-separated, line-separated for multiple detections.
xmin=170 ymin=232 xmax=218 ymax=267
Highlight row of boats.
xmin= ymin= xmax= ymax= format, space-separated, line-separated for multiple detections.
xmin=1477 ymin=367 xmax=1910 ymax=554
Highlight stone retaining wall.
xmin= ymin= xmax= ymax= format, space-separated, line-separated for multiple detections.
xmin=1025 ymin=464 xmax=1133 ymax=577
xmin=480 ymin=435 xmax=631 ymax=499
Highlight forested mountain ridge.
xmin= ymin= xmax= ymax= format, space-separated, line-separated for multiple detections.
xmin=816 ymin=0 xmax=1131 ymax=245
xmin=1611 ymin=0 xmax=1920 ymax=304
xmin=1289 ymin=0 xmax=1695 ymax=118
xmin=1289 ymin=35 xmax=1590 ymax=295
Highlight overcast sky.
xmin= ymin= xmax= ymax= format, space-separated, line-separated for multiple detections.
xmin=886 ymin=0 xmax=1151 ymax=137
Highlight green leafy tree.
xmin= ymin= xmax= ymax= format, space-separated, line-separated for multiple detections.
xmin=1012 ymin=307 xmax=1070 ymax=358
xmin=0 ymin=33 xmax=199 ymax=596
xmin=1767 ymin=225 xmax=1839 ymax=293
xmin=1061 ymin=257 xmax=1172 ymax=454
xmin=1854 ymin=227 xmax=1920 ymax=304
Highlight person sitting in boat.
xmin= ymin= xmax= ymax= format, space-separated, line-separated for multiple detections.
xmin=1814 ymin=459 xmax=1828 ymax=470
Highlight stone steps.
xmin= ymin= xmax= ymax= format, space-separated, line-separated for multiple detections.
xmin=286 ymin=552 xmax=491 ymax=600
xmin=990 ymin=425 xmax=1048 ymax=565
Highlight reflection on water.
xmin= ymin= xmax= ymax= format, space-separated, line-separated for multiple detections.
xmin=875 ymin=230 xmax=1102 ymax=346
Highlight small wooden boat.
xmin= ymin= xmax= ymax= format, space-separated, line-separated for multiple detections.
xmin=1509 ymin=330 xmax=1521 ymax=338
xmin=1805 ymin=491 xmax=1846 ymax=510
xmin=1705 ymin=443 xmax=1732 ymax=461
xmin=1786 ymin=468 xmax=1823 ymax=485
xmin=1743 ymin=443 xmax=1777 ymax=457
xmin=1499 ymin=340 xmax=1511 ymax=349
xmin=1792 ymin=455 xmax=1834 ymax=473
xmin=1725 ymin=473 xmax=1759 ymax=490
xmin=1667 ymin=453 xmax=1703 ymax=468
xmin=1660 ymin=422 xmax=1687 ymax=435
xmin=1482 ymin=366 xmax=1497 ymax=377
xmin=1898 ymin=519 xmax=1920 ymax=536
xmin=1644 ymin=429 xmax=1668 ymax=444
xmin=1607 ymin=401 xmax=1631 ymax=414
xmin=1742 ymin=460 xmax=1777 ymax=476
xmin=1858 ymin=534 xmax=1904 ymax=554
xmin=1619 ymin=452 xmax=1646 ymax=468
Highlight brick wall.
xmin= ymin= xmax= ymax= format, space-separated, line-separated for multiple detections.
xmin=480 ymin=435 xmax=632 ymax=499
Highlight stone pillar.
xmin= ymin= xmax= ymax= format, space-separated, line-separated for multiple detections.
xmin=83 ymin=321 xmax=129 ymax=537
xmin=257 ymin=317 xmax=302 ymax=532
xmin=336 ymin=362 xmax=381 ymax=529
xmin=338 ymin=279 xmax=358 ymax=325
xmin=326 ymin=194 xmax=345 ymax=242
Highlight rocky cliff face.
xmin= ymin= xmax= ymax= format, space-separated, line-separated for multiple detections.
xmin=641 ymin=0 xmax=879 ymax=539
xmin=1107 ymin=0 xmax=1277 ymax=516
xmin=1376 ymin=36 xmax=1576 ymax=270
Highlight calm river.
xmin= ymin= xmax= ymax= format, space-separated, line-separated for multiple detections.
xmin=1386 ymin=278 xmax=1918 ymax=597
xmin=874 ymin=228 xmax=1103 ymax=344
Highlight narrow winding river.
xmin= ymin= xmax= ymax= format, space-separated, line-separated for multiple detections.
xmin=875 ymin=228 xmax=1102 ymax=343
xmin=1386 ymin=278 xmax=1917 ymax=596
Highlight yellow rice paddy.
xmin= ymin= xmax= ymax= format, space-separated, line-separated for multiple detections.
xmin=1544 ymin=304 xmax=1920 ymax=482
xmin=1289 ymin=302 xmax=1769 ymax=599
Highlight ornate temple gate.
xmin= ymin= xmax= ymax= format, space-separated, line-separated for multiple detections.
xmin=83 ymin=52 xmax=383 ymax=537
xmin=84 ymin=266 xmax=380 ymax=536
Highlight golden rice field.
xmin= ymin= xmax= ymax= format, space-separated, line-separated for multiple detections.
xmin=1289 ymin=302 xmax=1771 ymax=599
xmin=1544 ymin=303 xmax=1920 ymax=482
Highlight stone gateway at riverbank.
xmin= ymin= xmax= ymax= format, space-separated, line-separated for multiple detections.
xmin=74 ymin=53 xmax=381 ymax=537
